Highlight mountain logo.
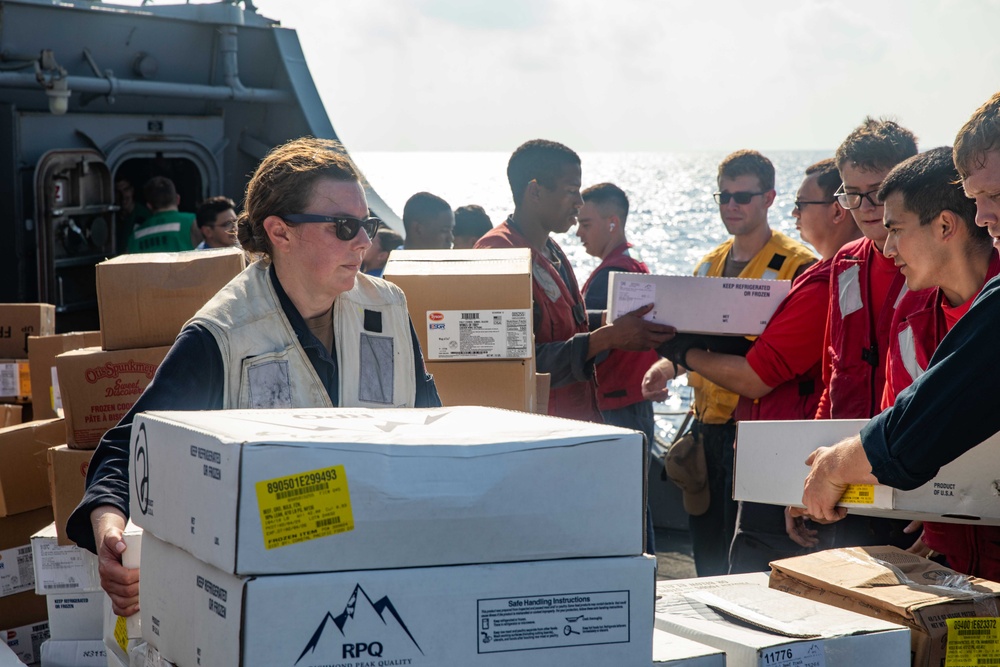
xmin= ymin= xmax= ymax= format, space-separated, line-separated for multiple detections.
xmin=295 ymin=583 xmax=424 ymax=665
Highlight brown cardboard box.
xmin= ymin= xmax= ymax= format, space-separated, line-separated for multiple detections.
xmin=0 ymin=404 xmax=21 ymax=427
xmin=535 ymin=373 xmax=551 ymax=415
xmin=96 ymin=247 xmax=245 ymax=350
xmin=384 ymin=248 xmax=533 ymax=359
xmin=427 ymin=359 xmax=536 ymax=412
xmin=55 ymin=346 xmax=169 ymax=448
xmin=28 ymin=332 xmax=102 ymax=420
xmin=769 ymin=545 xmax=1000 ymax=667
xmin=0 ymin=303 xmax=55 ymax=358
xmin=0 ymin=359 xmax=30 ymax=403
xmin=0 ymin=420 xmax=64 ymax=516
xmin=47 ymin=446 xmax=95 ymax=545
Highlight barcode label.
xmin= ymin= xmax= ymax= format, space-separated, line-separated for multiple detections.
xmin=276 ymin=482 xmax=329 ymax=501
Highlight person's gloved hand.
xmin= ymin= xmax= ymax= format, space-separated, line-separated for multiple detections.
xmin=700 ymin=334 xmax=753 ymax=357
xmin=657 ymin=333 xmax=709 ymax=369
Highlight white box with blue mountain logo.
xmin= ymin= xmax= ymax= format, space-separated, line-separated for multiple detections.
xmin=129 ymin=406 xmax=646 ymax=575
xmin=139 ymin=532 xmax=655 ymax=667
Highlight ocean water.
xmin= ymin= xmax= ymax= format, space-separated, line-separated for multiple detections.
xmin=353 ymin=150 xmax=830 ymax=277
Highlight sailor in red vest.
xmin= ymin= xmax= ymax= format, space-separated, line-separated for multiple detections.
xmin=877 ymin=147 xmax=1000 ymax=578
xmin=577 ymin=183 xmax=659 ymax=442
xmin=475 ymin=139 xmax=673 ymax=422
xmin=811 ymin=118 xmax=920 ymax=551
xmin=646 ymin=159 xmax=860 ymax=573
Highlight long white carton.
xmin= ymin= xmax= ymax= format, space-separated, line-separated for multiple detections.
xmin=102 ymin=522 xmax=142 ymax=666
xmin=654 ymin=573 xmax=909 ymax=667
xmin=0 ymin=641 xmax=19 ymax=667
xmin=140 ymin=532 xmax=655 ymax=667
xmin=608 ymin=273 xmax=791 ymax=335
xmin=129 ymin=406 xmax=645 ymax=575
xmin=39 ymin=638 xmax=107 ymax=666
xmin=734 ymin=419 xmax=1000 ymax=524
xmin=32 ymin=522 xmax=101 ymax=595
xmin=653 ymin=628 xmax=725 ymax=666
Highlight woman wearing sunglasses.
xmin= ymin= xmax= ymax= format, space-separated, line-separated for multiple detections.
xmin=68 ymin=137 xmax=441 ymax=617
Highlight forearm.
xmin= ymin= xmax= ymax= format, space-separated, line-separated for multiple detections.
xmin=684 ymin=349 xmax=772 ymax=399
xmin=536 ymin=334 xmax=594 ymax=388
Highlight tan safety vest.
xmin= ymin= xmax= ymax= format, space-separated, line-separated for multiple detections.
xmin=689 ymin=231 xmax=816 ymax=424
xmin=188 ymin=261 xmax=416 ymax=409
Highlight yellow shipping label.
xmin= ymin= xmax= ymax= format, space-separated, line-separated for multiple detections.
xmin=839 ymin=484 xmax=875 ymax=505
xmin=114 ymin=614 xmax=128 ymax=653
xmin=255 ymin=465 xmax=354 ymax=550
xmin=945 ymin=617 xmax=1000 ymax=667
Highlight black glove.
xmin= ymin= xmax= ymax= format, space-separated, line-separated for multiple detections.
xmin=700 ymin=334 xmax=753 ymax=357
xmin=657 ymin=333 xmax=709 ymax=369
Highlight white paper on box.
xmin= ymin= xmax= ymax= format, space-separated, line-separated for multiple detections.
xmin=46 ymin=591 xmax=104 ymax=641
xmin=654 ymin=574 xmax=909 ymax=667
xmin=0 ymin=544 xmax=34 ymax=597
xmin=130 ymin=406 xmax=644 ymax=575
xmin=32 ymin=522 xmax=101 ymax=594
xmin=608 ymin=273 xmax=792 ymax=335
xmin=39 ymin=638 xmax=107 ymax=666
xmin=140 ymin=533 xmax=655 ymax=667
xmin=653 ymin=628 xmax=725 ymax=666
xmin=2 ymin=620 xmax=48 ymax=664
xmin=426 ymin=309 xmax=531 ymax=360
xmin=51 ymin=365 xmax=63 ymax=414
xmin=734 ymin=419 xmax=1000 ymax=524
xmin=0 ymin=363 xmax=18 ymax=397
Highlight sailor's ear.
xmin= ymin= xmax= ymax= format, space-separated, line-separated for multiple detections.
xmin=936 ymin=210 xmax=959 ymax=241
xmin=263 ymin=215 xmax=292 ymax=251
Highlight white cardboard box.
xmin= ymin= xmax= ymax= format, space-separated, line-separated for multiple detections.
xmin=40 ymin=638 xmax=107 ymax=666
xmin=0 ymin=640 xmax=20 ymax=667
xmin=47 ymin=591 xmax=104 ymax=641
xmin=32 ymin=522 xmax=101 ymax=595
xmin=654 ymin=573 xmax=909 ymax=667
xmin=2 ymin=620 xmax=48 ymax=664
xmin=608 ymin=273 xmax=791 ymax=335
xmin=653 ymin=628 xmax=725 ymax=666
xmin=734 ymin=419 xmax=1000 ymax=524
xmin=129 ymin=406 xmax=645 ymax=575
xmin=140 ymin=533 xmax=655 ymax=667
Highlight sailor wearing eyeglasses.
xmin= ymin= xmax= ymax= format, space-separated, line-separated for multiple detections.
xmin=660 ymin=150 xmax=816 ymax=577
xmin=67 ymin=137 xmax=441 ymax=618
xmin=194 ymin=195 xmax=240 ymax=249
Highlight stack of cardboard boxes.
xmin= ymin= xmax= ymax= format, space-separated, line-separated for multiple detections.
xmin=128 ymin=406 xmax=655 ymax=666
xmin=384 ymin=249 xmax=548 ymax=413
xmin=0 ymin=418 xmax=64 ymax=664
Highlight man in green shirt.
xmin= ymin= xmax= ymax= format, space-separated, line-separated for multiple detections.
xmin=126 ymin=176 xmax=196 ymax=253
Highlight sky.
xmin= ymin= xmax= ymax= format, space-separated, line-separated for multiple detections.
xmin=245 ymin=0 xmax=1000 ymax=153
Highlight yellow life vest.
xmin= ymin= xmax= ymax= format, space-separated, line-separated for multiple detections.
xmin=689 ymin=231 xmax=817 ymax=424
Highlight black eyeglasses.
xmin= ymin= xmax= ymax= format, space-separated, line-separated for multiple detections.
xmin=280 ymin=214 xmax=381 ymax=241
xmin=714 ymin=191 xmax=766 ymax=205
xmin=834 ymin=185 xmax=881 ymax=210
xmin=793 ymin=199 xmax=835 ymax=210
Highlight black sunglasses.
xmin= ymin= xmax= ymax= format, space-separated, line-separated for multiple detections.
xmin=713 ymin=191 xmax=766 ymax=205
xmin=280 ymin=214 xmax=381 ymax=241
xmin=793 ymin=199 xmax=834 ymax=209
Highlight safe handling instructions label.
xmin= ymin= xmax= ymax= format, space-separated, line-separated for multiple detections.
xmin=945 ymin=617 xmax=1000 ymax=667
xmin=477 ymin=590 xmax=630 ymax=654
xmin=255 ymin=465 xmax=354 ymax=550
xmin=839 ymin=484 xmax=875 ymax=505
xmin=426 ymin=309 xmax=530 ymax=360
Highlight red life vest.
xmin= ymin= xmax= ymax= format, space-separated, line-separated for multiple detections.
xmin=821 ymin=237 xmax=906 ymax=418
xmin=582 ymin=242 xmax=660 ymax=411
xmin=734 ymin=258 xmax=832 ymax=422
xmin=883 ymin=251 xmax=1000 ymax=579
xmin=476 ymin=220 xmax=601 ymax=422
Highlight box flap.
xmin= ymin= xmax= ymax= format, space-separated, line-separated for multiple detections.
xmin=770 ymin=546 xmax=1000 ymax=619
